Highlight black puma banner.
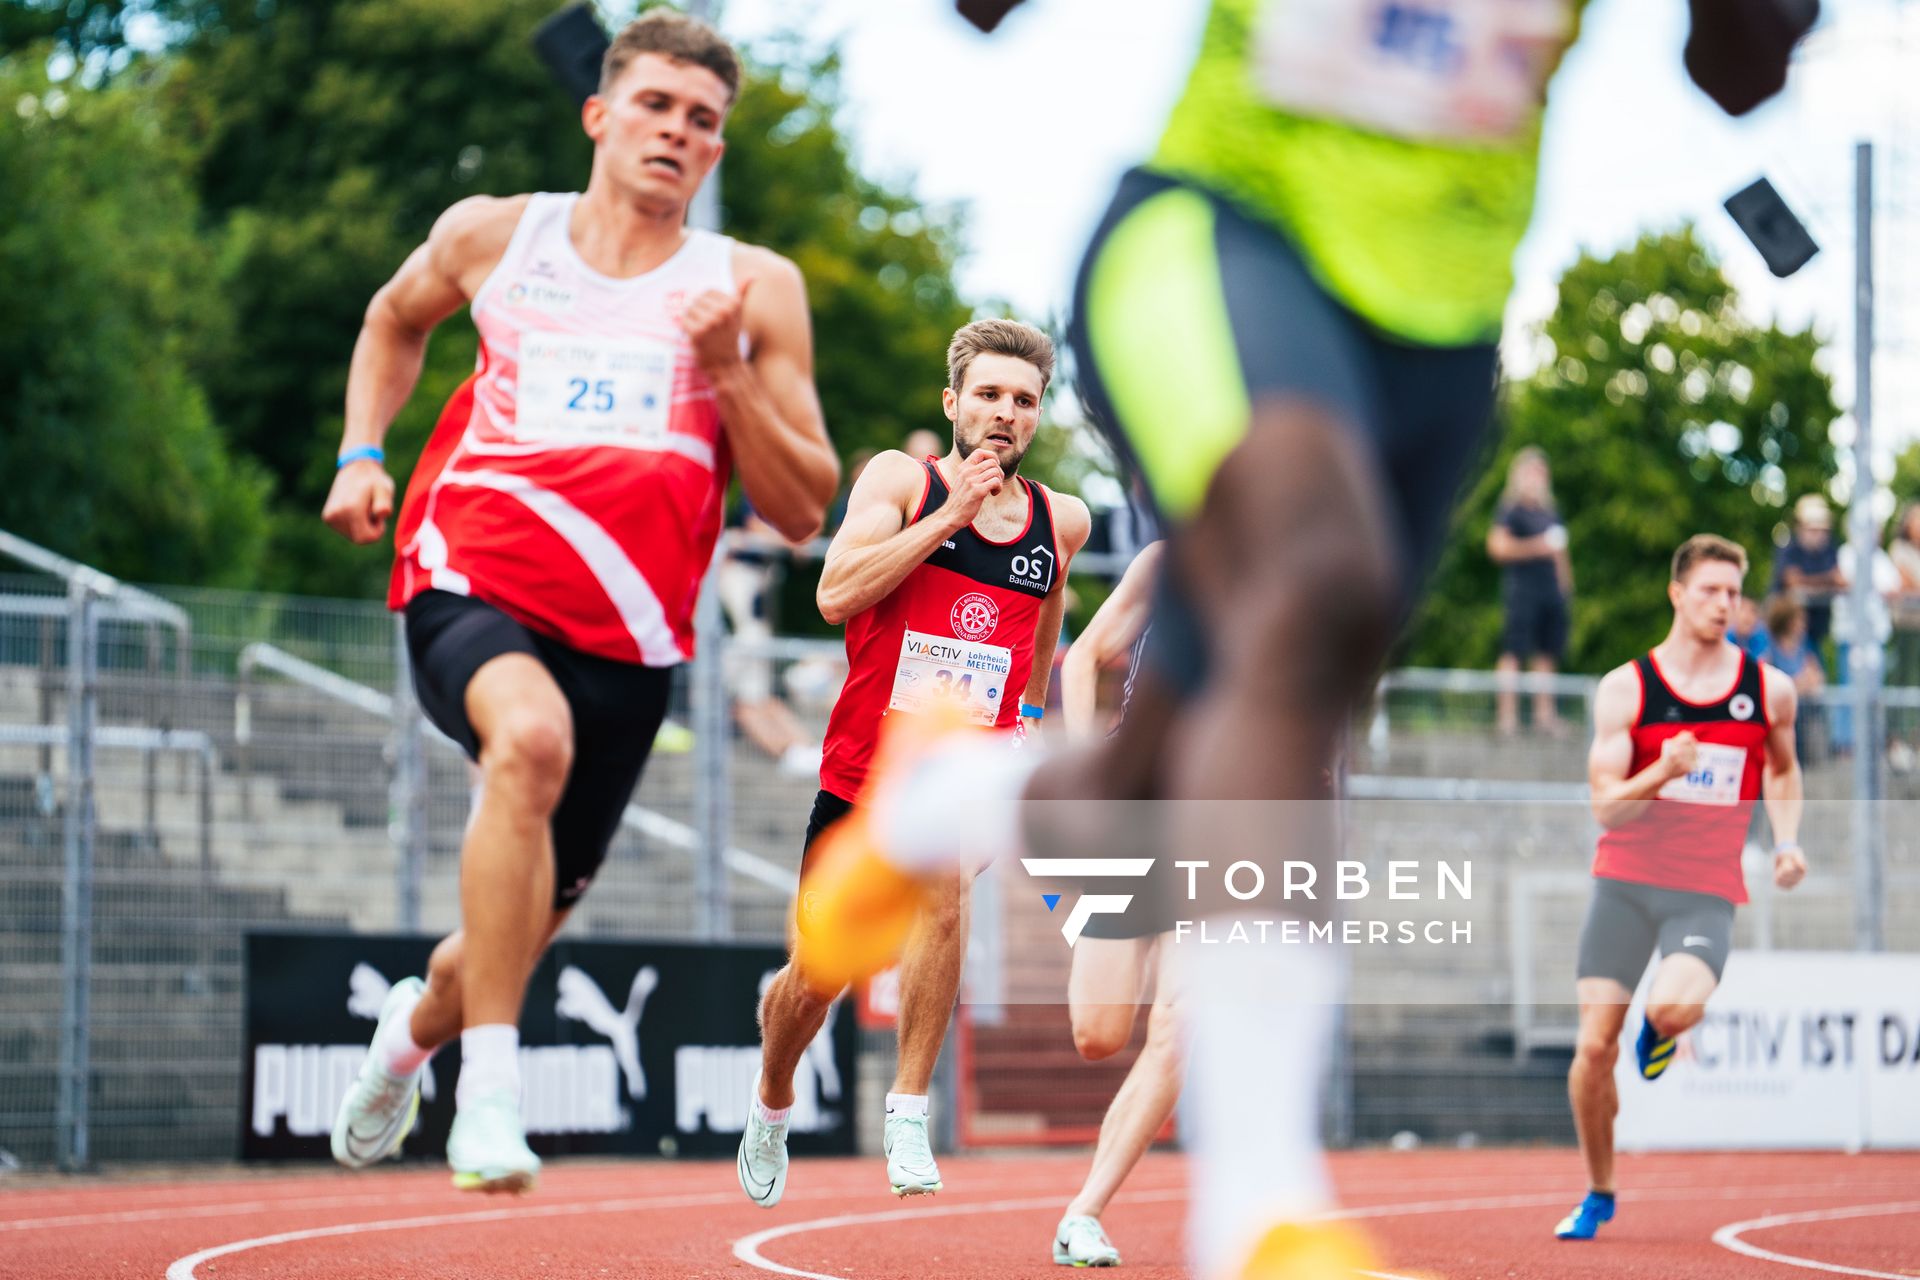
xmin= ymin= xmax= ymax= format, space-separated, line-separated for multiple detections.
xmin=241 ymin=931 xmax=856 ymax=1161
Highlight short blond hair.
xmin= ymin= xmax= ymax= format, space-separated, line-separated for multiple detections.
xmin=947 ymin=318 xmax=1055 ymax=394
xmin=1671 ymin=533 xmax=1748 ymax=582
xmin=601 ymin=10 xmax=741 ymax=102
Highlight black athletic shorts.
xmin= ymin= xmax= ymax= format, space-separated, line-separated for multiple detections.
xmin=1501 ymin=590 xmax=1570 ymax=663
xmin=1069 ymin=168 xmax=1500 ymax=695
xmin=1576 ymin=876 xmax=1737 ymax=988
xmin=404 ymin=589 xmax=673 ymax=910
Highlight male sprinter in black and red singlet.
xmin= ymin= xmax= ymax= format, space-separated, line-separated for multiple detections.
xmin=738 ymin=318 xmax=1090 ymax=1207
xmin=1556 ymin=534 xmax=1806 ymax=1241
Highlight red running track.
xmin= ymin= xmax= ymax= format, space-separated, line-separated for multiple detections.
xmin=2 ymin=1149 xmax=1915 ymax=1279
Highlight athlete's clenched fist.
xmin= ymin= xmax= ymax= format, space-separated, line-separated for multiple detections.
xmin=679 ymin=277 xmax=754 ymax=375
xmin=944 ymin=449 xmax=1005 ymax=526
xmin=322 ymin=459 xmax=396 ymax=544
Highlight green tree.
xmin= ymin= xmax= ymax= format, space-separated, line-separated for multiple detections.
xmin=0 ymin=55 xmax=270 ymax=586
xmin=1407 ymin=227 xmax=1840 ymax=672
xmin=1892 ymin=440 xmax=1920 ymax=507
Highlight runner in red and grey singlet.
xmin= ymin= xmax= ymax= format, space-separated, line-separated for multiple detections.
xmin=1591 ymin=648 xmax=1769 ymax=905
xmin=1560 ymin=534 xmax=1805 ymax=1244
xmin=819 ymin=457 xmax=1061 ymax=803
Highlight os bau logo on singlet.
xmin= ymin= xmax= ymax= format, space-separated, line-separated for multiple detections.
xmin=1010 ymin=543 xmax=1054 ymax=592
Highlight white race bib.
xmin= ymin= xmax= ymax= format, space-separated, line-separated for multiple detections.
xmin=1252 ymin=0 xmax=1574 ymax=142
xmin=515 ymin=332 xmax=674 ymax=445
xmin=889 ymin=629 xmax=1013 ymax=728
xmin=1656 ymin=742 xmax=1748 ymax=808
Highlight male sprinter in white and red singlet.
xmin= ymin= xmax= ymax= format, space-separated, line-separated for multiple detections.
xmin=737 ymin=319 xmax=1090 ymax=1207
xmin=318 ymin=12 xmax=837 ymax=1194
xmin=1555 ymin=534 xmax=1805 ymax=1241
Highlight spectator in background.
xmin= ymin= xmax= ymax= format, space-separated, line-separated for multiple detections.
xmin=1729 ymin=595 xmax=1768 ymax=659
xmin=1888 ymin=502 xmax=1920 ymax=689
xmin=1487 ymin=447 xmax=1572 ymax=736
xmin=720 ymin=501 xmax=821 ymax=776
xmin=1761 ymin=595 xmax=1824 ymax=698
xmin=903 ymin=427 xmax=944 ymax=462
xmin=1760 ymin=593 xmax=1825 ymax=764
xmin=1771 ymin=494 xmax=1845 ymax=655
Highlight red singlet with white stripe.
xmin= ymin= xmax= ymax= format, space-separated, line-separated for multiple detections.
xmin=1591 ymin=650 xmax=1770 ymax=904
xmin=819 ymin=459 xmax=1061 ymax=802
xmin=388 ymin=192 xmax=735 ymax=665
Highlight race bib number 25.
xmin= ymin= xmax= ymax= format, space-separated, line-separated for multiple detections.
xmin=516 ymin=332 xmax=674 ymax=445
xmin=1253 ymin=0 xmax=1575 ymax=142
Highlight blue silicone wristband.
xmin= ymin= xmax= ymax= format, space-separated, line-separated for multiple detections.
xmin=1019 ymin=702 xmax=1045 ymax=719
xmin=336 ymin=445 xmax=385 ymax=469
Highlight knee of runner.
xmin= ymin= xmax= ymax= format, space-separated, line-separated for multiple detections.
xmin=482 ymin=711 xmax=574 ymax=805
xmin=1573 ymin=1031 xmax=1619 ymax=1073
xmin=1071 ymin=1005 xmax=1134 ymax=1062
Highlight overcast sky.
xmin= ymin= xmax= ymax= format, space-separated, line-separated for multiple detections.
xmin=717 ymin=0 xmax=1919 ymax=502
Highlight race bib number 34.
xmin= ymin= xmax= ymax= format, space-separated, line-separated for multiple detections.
xmin=516 ymin=332 xmax=674 ymax=445
xmin=889 ymin=629 xmax=1013 ymax=728
xmin=1657 ymin=742 xmax=1748 ymax=808
xmin=1253 ymin=0 xmax=1575 ymax=142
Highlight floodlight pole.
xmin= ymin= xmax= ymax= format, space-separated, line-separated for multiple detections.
xmin=1849 ymin=140 xmax=1885 ymax=953
xmin=683 ymin=0 xmax=732 ymax=941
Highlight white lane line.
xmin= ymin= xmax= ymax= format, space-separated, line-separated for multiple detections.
xmin=732 ymin=1190 xmax=1188 ymax=1280
xmin=156 ymin=1175 xmax=1185 ymax=1280
xmin=162 ymin=1186 xmax=895 ymax=1280
xmin=733 ymin=1181 xmax=1920 ymax=1280
xmin=729 ymin=1189 xmax=1586 ymax=1280
xmin=1 ymin=1191 xmax=464 ymax=1233
xmin=1711 ymin=1200 xmax=1920 ymax=1280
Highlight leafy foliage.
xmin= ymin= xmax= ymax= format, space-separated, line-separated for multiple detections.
xmin=0 ymin=56 xmax=270 ymax=585
xmin=1407 ymin=228 xmax=1839 ymax=671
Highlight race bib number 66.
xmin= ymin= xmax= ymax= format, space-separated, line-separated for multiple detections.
xmin=1253 ymin=0 xmax=1575 ymax=142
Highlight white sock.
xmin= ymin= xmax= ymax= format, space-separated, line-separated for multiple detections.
xmin=1176 ymin=933 xmax=1338 ymax=1278
xmin=373 ymin=981 xmax=433 ymax=1077
xmin=752 ymin=1096 xmax=792 ymax=1126
xmin=455 ymin=1024 xmax=521 ymax=1110
xmin=885 ymin=1092 xmax=929 ymax=1119
xmin=874 ymin=740 xmax=1038 ymax=873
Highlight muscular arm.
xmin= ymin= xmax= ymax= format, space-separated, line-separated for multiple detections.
xmin=1060 ymin=540 xmax=1162 ymax=738
xmin=1760 ymin=663 xmax=1806 ymax=885
xmin=325 ymin=195 xmax=522 ymax=542
xmin=341 ymin=196 xmax=521 ymax=456
xmin=722 ymin=248 xmax=839 ymax=542
xmin=1020 ymin=493 xmax=1092 ymax=730
xmin=1588 ymin=665 xmax=1683 ymax=829
xmin=816 ymin=452 xmax=955 ymax=626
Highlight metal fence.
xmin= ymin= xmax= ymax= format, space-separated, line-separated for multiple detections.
xmin=3 ymin=533 xmax=1916 ymax=1167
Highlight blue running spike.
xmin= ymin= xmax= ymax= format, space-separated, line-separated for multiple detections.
xmin=1636 ymin=1016 xmax=1677 ymax=1080
xmin=1554 ymin=1191 xmax=1616 ymax=1240
xmin=1042 ymin=894 xmax=1061 ymax=912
